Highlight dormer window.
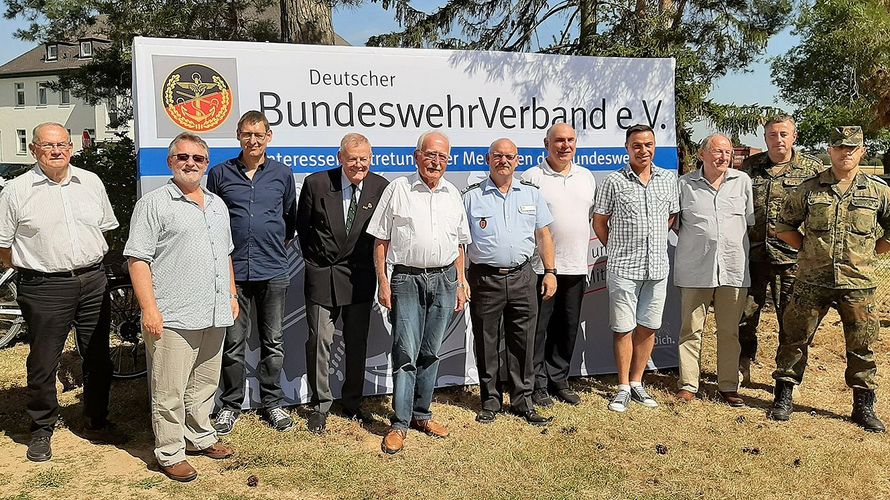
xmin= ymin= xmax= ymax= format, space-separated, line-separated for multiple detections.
xmin=80 ymin=41 xmax=92 ymax=58
xmin=46 ymin=44 xmax=58 ymax=61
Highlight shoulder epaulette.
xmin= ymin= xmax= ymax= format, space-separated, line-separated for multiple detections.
xmin=462 ymin=182 xmax=483 ymax=195
xmin=519 ymin=179 xmax=539 ymax=189
xmin=866 ymin=173 xmax=889 ymax=186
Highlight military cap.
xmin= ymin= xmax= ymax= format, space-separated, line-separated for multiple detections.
xmin=829 ymin=126 xmax=864 ymax=147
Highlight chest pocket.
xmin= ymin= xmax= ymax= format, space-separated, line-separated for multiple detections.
xmin=805 ymin=194 xmax=834 ymax=232
xmin=615 ymin=189 xmax=639 ymax=216
xmin=782 ymin=177 xmax=806 ymax=189
xmin=468 ymin=207 xmax=493 ymax=233
xmin=849 ymin=196 xmax=879 ymax=235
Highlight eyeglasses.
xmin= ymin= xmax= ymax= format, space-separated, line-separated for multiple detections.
xmin=421 ymin=151 xmax=450 ymax=163
xmin=238 ymin=131 xmax=268 ymax=141
xmin=491 ymin=153 xmax=518 ymax=162
xmin=35 ymin=142 xmax=72 ymax=151
xmin=171 ymin=153 xmax=208 ymax=163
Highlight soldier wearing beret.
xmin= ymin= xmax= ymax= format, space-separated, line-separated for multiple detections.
xmin=770 ymin=126 xmax=890 ymax=432
xmin=737 ymin=115 xmax=824 ymax=384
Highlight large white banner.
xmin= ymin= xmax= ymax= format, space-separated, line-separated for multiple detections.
xmin=132 ymin=37 xmax=681 ymax=408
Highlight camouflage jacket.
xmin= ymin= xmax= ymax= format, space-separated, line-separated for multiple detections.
xmin=741 ymin=149 xmax=824 ymax=264
xmin=776 ymin=169 xmax=890 ymax=289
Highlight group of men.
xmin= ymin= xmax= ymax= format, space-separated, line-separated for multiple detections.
xmin=1 ymin=113 xmax=888 ymax=481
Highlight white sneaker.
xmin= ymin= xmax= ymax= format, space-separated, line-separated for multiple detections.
xmin=608 ymin=389 xmax=631 ymax=413
xmin=630 ymin=385 xmax=658 ymax=408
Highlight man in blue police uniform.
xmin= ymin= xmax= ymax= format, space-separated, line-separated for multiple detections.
xmin=463 ymin=138 xmax=558 ymax=426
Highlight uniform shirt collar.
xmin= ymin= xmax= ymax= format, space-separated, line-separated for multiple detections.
xmin=483 ymin=176 xmax=521 ymax=192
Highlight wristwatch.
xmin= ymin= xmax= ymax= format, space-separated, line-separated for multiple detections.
xmin=544 ymin=268 xmax=557 ymax=275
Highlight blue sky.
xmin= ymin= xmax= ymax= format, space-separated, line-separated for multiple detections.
xmin=0 ymin=3 xmax=798 ymax=148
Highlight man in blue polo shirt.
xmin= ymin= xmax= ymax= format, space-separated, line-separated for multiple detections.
xmin=207 ymin=110 xmax=297 ymax=434
xmin=463 ymin=137 xmax=557 ymax=426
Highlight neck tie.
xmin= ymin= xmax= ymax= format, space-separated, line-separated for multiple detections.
xmin=345 ymin=184 xmax=357 ymax=233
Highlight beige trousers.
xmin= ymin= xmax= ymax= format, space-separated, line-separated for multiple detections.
xmin=678 ymin=287 xmax=747 ymax=393
xmin=144 ymin=326 xmax=224 ymax=466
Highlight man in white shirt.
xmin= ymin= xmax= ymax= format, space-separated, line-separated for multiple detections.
xmin=367 ymin=130 xmax=471 ymax=455
xmin=0 ymin=122 xmax=120 ymax=462
xmin=521 ymin=123 xmax=596 ymax=407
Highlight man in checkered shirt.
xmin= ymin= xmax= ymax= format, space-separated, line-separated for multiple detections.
xmin=592 ymin=124 xmax=679 ymax=413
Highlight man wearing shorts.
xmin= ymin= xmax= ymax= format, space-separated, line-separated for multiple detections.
xmin=592 ymin=124 xmax=679 ymax=413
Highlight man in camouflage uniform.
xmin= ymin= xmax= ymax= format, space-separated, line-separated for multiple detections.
xmin=770 ymin=126 xmax=890 ymax=432
xmin=738 ymin=115 xmax=823 ymax=384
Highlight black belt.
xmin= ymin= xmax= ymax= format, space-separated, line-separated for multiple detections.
xmin=470 ymin=259 xmax=529 ymax=275
xmin=392 ymin=264 xmax=453 ymax=275
xmin=18 ymin=263 xmax=103 ymax=279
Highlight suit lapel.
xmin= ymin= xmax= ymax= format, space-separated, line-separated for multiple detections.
xmin=323 ymin=169 xmax=348 ymax=248
xmin=343 ymin=177 xmax=377 ymax=250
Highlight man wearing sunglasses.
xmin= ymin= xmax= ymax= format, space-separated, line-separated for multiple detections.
xmin=0 ymin=122 xmax=121 ymax=462
xmin=126 ymin=132 xmax=239 ymax=481
xmin=207 ymin=111 xmax=297 ymax=436
xmin=367 ymin=130 xmax=471 ymax=454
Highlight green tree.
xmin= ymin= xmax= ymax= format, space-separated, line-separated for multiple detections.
xmin=69 ymin=134 xmax=137 ymax=258
xmin=368 ymin=0 xmax=793 ymax=169
xmin=771 ymin=0 xmax=890 ymax=165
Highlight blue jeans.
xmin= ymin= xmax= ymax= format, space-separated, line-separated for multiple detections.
xmin=389 ymin=265 xmax=458 ymax=429
xmin=218 ymin=273 xmax=290 ymax=412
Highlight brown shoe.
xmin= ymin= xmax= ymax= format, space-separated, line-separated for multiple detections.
xmin=186 ymin=442 xmax=234 ymax=460
xmin=381 ymin=428 xmax=407 ymax=454
xmin=676 ymin=389 xmax=695 ymax=402
xmin=719 ymin=391 xmax=745 ymax=407
xmin=159 ymin=460 xmax=197 ymax=482
xmin=410 ymin=418 xmax=449 ymax=438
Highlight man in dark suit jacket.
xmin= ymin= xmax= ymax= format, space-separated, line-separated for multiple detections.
xmin=296 ymin=133 xmax=389 ymax=433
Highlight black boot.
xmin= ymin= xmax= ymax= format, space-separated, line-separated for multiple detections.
xmin=851 ymin=388 xmax=885 ymax=433
xmin=768 ymin=380 xmax=794 ymax=421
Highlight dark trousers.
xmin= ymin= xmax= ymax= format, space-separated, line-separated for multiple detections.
xmin=305 ymin=300 xmax=371 ymax=414
xmin=218 ymin=274 xmax=289 ymax=412
xmin=468 ymin=263 xmax=538 ymax=414
xmin=738 ymin=261 xmax=796 ymax=361
xmin=533 ymin=274 xmax=585 ymax=391
xmin=17 ymin=268 xmax=112 ymax=437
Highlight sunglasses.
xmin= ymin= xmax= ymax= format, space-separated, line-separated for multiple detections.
xmin=171 ymin=153 xmax=208 ymax=163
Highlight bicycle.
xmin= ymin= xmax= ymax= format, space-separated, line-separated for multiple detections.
xmin=0 ymin=264 xmax=146 ymax=379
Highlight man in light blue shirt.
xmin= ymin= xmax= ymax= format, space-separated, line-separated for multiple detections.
xmin=463 ymin=138 xmax=557 ymax=426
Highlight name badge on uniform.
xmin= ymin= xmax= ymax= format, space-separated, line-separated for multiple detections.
xmin=519 ymin=205 xmax=537 ymax=215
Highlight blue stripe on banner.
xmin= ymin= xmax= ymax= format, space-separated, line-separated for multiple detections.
xmin=138 ymin=146 xmax=679 ymax=177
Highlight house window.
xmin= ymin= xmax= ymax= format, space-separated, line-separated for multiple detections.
xmin=80 ymin=41 xmax=92 ymax=58
xmin=60 ymin=88 xmax=71 ymax=105
xmin=46 ymin=44 xmax=57 ymax=61
xmin=14 ymin=83 xmax=24 ymax=106
xmin=16 ymin=130 xmax=27 ymax=154
xmin=37 ymin=82 xmax=48 ymax=106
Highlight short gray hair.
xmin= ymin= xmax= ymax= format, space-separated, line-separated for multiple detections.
xmin=31 ymin=122 xmax=69 ymax=144
xmin=488 ymin=137 xmax=517 ymax=155
xmin=699 ymin=133 xmax=732 ymax=152
xmin=764 ymin=114 xmax=796 ymax=132
xmin=168 ymin=132 xmax=209 ymax=158
xmin=340 ymin=132 xmax=371 ymax=151
xmin=415 ymin=130 xmax=450 ymax=151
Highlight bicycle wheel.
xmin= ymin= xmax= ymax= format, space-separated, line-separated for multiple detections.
xmin=0 ymin=278 xmax=24 ymax=348
xmin=107 ymin=283 xmax=146 ymax=379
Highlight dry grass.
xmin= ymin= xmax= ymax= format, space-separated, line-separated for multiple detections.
xmin=0 ymin=308 xmax=888 ymax=500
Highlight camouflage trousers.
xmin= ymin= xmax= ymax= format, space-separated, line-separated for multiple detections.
xmin=773 ymin=282 xmax=880 ymax=389
xmin=738 ymin=261 xmax=796 ymax=361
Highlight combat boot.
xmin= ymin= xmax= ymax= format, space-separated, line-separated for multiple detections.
xmin=851 ymin=388 xmax=885 ymax=433
xmin=768 ymin=380 xmax=794 ymax=421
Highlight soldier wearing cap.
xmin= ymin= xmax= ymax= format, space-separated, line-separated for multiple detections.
xmin=463 ymin=138 xmax=557 ymax=426
xmin=737 ymin=115 xmax=824 ymax=384
xmin=770 ymin=126 xmax=890 ymax=432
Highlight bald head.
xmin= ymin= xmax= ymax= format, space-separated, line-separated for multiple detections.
xmin=544 ymin=123 xmax=576 ymax=171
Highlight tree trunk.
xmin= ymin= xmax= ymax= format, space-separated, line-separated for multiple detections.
xmin=280 ymin=0 xmax=335 ymax=44
xmin=579 ymin=0 xmax=596 ymax=55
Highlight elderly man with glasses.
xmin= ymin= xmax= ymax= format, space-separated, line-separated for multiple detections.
xmin=367 ymin=130 xmax=471 ymax=454
xmin=207 ymin=110 xmax=297 ymax=435
xmin=0 ymin=122 xmax=121 ymax=462
xmin=126 ymin=132 xmax=239 ymax=481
